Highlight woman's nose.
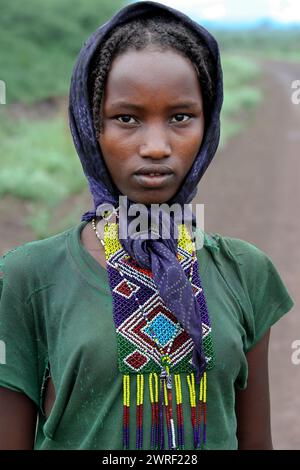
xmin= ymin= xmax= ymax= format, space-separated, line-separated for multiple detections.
xmin=139 ymin=125 xmax=171 ymax=159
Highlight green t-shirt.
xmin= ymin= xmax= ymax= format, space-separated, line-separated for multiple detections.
xmin=0 ymin=221 xmax=294 ymax=450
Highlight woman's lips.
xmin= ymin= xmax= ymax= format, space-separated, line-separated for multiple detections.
xmin=133 ymin=173 xmax=174 ymax=188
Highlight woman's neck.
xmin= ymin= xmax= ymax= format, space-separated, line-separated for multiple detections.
xmin=80 ymin=220 xmax=107 ymax=269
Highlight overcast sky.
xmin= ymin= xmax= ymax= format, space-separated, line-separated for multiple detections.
xmin=139 ymin=0 xmax=300 ymax=23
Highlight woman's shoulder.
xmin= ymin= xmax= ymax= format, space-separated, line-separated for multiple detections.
xmin=198 ymin=229 xmax=271 ymax=268
xmin=202 ymin=229 xmax=294 ymax=317
xmin=199 ymin=230 xmax=285 ymax=293
xmin=0 ymin=223 xmax=79 ymax=289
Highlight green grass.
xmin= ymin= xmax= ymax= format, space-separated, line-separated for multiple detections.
xmin=0 ymin=108 xmax=87 ymax=237
xmin=220 ymin=55 xmax=262 ymax=145
xmin=0 ymin=111 xmax=84 ymax=203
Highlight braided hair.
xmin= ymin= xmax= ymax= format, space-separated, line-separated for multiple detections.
xmin=90 ymin=14 xmax=216 ymax=140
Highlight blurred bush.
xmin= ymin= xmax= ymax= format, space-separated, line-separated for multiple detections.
xmin=221 ymin=55 xmax=262 ymax=143
xmin=215 ymin=26 xmax=300 ymax=62
xmin=0 ymin=0 xmax=125 ymax=103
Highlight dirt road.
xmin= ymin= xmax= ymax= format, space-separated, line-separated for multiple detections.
xmin=196 ymin=60 xmax=300 ymax=449
xmin=0 ymin=60 xmax=299 ymax=449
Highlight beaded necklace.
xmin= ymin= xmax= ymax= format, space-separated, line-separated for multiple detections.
xmin=92 ymin=215 xmax=195 ymax=372
xmin=91 ymin=213 xmax=214 ymax=450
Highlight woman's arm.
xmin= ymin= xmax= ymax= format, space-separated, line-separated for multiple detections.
xmin=0 ymin=387 xmax=37 ymax=449
xmin=235 ymin=328 xmax=273 ymax=450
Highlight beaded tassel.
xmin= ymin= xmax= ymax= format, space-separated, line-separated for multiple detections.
xmin=149 ymin=373 xmax=159 ymax=449
xmin=175 ymin=374 xmax=184 ymax=450
xmin=187 ymin=373 xmax=199 ymax=449
xmin=200 ymin=372 xmax=207 ymax=448
xmin=163 ymin=379 xmax=171 ymax=448
xmin=123 ymin=374 xmax=130 ymax=449
xmin=197 ymin=374 xmax=203 ymax=447
xmin=158 ymin=377 xmax=165 ymax=449
xmin=136 ymin=374 xmax=144 ymax=449
xmin=163 ymin=375 xmax=177 ymax=450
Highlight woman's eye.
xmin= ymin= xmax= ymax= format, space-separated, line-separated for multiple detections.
xmin=116 ymin=115 xmax=136 ymax=124
xmin=171 ymin=114 xmax=191 ymax=123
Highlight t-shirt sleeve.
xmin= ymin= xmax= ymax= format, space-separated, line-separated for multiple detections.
xmin=0 ymin=251 xmax=41 ymax=406
xmin=222 ymin=237 xmax=295 ymax=352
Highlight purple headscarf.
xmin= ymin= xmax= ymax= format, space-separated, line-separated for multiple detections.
xmin=68 ymin=1 xmax=223 ymax=379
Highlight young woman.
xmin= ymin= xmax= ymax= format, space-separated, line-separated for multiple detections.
xmin=0 ymin=1 xmax=294 ymax=450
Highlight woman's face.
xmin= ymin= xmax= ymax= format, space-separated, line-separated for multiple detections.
xmin=99 ymin=46 xmax=205 ymax=204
